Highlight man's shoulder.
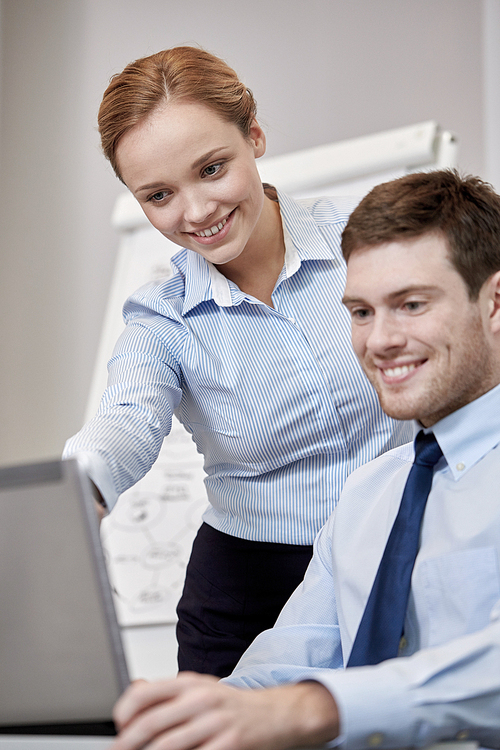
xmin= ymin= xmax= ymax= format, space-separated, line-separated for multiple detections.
xmin=342 ymin=440 xmax=414 ymax=498
xmin=330 ymin=441 xmax=415 ymax=550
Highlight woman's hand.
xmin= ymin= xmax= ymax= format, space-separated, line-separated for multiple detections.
xmin=111 ymin=672 xmax=339 ymax=750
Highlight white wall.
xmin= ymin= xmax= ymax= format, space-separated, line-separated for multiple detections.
xmin=484 ymin=0 xmax=500 ymax=191
xmin=0 ymin=0 xmax=495 ymax=465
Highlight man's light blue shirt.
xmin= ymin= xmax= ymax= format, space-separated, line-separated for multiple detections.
xmin=64 ymin=192 xmax=410 ymax=544
xmin=226 ymin=383 xmax=500 ymax=749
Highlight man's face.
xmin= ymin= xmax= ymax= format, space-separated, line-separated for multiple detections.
xmin=342 ymin=233 xmax=499 ymax=427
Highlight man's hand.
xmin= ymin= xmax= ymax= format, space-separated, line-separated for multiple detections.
xmin=111 ymin=672 xmax=339 ymax=750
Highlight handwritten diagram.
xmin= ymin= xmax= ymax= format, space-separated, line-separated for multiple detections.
xmin=100 ymin=417 xmax=208 ymax=627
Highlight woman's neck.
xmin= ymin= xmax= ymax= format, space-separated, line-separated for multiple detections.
xmin=215 ymin=194 xmax=285 ymax=307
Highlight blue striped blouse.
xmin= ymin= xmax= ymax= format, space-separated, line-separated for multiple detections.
xmin=64 ymin=191 xmax=412 ymax=545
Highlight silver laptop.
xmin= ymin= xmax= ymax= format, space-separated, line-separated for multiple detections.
xmin=0 ymin=459 xmax=129 ymax=736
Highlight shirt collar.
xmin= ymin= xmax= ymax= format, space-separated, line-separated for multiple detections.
xmin=207 ymin=225 xmax=301 ymax=306
xmin=415 ymin=381 xmax=500 ymax=481
xmin=169 ymin=250 xmax=215 ymax=314
xmin=179 ymin=249 xmax=263 ymax=312
xmin=175 ymin=191 xmax=344 ymax=314
xmin=276 ymin=189 xmax=347 ymax=264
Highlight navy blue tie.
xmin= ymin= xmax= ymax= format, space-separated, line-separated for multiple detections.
xmin=347 ymin=431 xmax=443 ymax=667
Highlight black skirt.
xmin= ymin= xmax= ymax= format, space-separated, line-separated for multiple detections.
xmin=176 ymin=523 xmax=314 ymax=677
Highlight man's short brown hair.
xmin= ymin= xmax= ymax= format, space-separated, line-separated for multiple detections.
xmin=342 ymin=169 xmax=500 ymax=300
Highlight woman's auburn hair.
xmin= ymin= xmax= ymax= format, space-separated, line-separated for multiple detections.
xmin=98 ymin=46 xmax=257 ymax=181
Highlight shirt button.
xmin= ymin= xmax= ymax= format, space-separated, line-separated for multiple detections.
xmin=368 ymin=733 xmax=384 ymax=746
xmin=399 ymin=636 xmax=407 ymax=650
xmin=456 ymin=462 xmax=465 ymax=471
xmin=455 ymin=730 xmax=470 ymax=741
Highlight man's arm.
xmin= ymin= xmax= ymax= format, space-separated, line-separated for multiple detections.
xmin=311 ymin=609 xmax=500 ymax=750
xmin=226 ymin=514 xmax=344 ymax=689
xmin=110 ymin=517 xmax=344 ymax=750
xmin=108 ymin=501 xmax=500 ymax=750
xmin=111 ymin=673 xmax=339 ymax=750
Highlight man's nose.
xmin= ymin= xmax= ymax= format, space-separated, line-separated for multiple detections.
xmin=365 ymin=313 xmax=406 ymax=354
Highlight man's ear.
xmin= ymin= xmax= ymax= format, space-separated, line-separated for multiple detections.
xmin=487 ymin=270 xmax=500 ymax=334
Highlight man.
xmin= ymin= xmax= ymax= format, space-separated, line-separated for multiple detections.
xmin=110 ymin=170 xmax=500 ymax=750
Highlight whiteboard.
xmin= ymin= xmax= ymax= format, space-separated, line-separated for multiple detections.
xmin=96 ymin=121 xmax=458 ymax=626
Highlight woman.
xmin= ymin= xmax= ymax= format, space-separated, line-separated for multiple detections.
xmin=64 ymin=46 xmax=411 ymax=677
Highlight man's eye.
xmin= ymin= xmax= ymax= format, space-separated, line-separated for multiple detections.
xmin=405 ymin=301 xmax=422 ymax=311
xmin=352 ymin=308 xmax=371 ymax=320
xmin=149 ymin=191 xmax=170 ymax=203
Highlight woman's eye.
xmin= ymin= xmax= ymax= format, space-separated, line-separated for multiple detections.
xmin=202 ymin=162 xmax=223 ymax=178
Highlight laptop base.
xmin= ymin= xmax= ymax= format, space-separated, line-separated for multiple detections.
xmin=0 ymin=722 xmax=116 ymax=737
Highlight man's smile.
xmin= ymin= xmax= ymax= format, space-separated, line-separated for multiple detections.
xmin=376 ymin=359 xmax=426 ymax=384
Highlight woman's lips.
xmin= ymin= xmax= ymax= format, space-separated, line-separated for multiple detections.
xmin=188 ymin=209 xmax=235 ymax=245
xmin=193 ymin=217 xmax=227 ymax=238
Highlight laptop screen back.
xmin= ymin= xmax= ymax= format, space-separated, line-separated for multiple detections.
xmin=0 ymin=459 xmax=129 ymax=732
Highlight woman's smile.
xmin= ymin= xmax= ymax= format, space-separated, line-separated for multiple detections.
xmin=187 ymin=209 xmax=234 ymax=244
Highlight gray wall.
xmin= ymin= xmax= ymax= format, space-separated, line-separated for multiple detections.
xmin=0 ymin=0 xmax=495 ymax=465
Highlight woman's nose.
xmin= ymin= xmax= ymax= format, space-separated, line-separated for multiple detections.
xmin=182 ymin=190 xmax=218 ymax=226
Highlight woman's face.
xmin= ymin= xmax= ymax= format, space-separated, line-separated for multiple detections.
xmin=116 ymin=100 xmax=267 ymax=267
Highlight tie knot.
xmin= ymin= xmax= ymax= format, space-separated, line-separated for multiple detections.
xmin=414 ymin=431 xmax=443 ymax=467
